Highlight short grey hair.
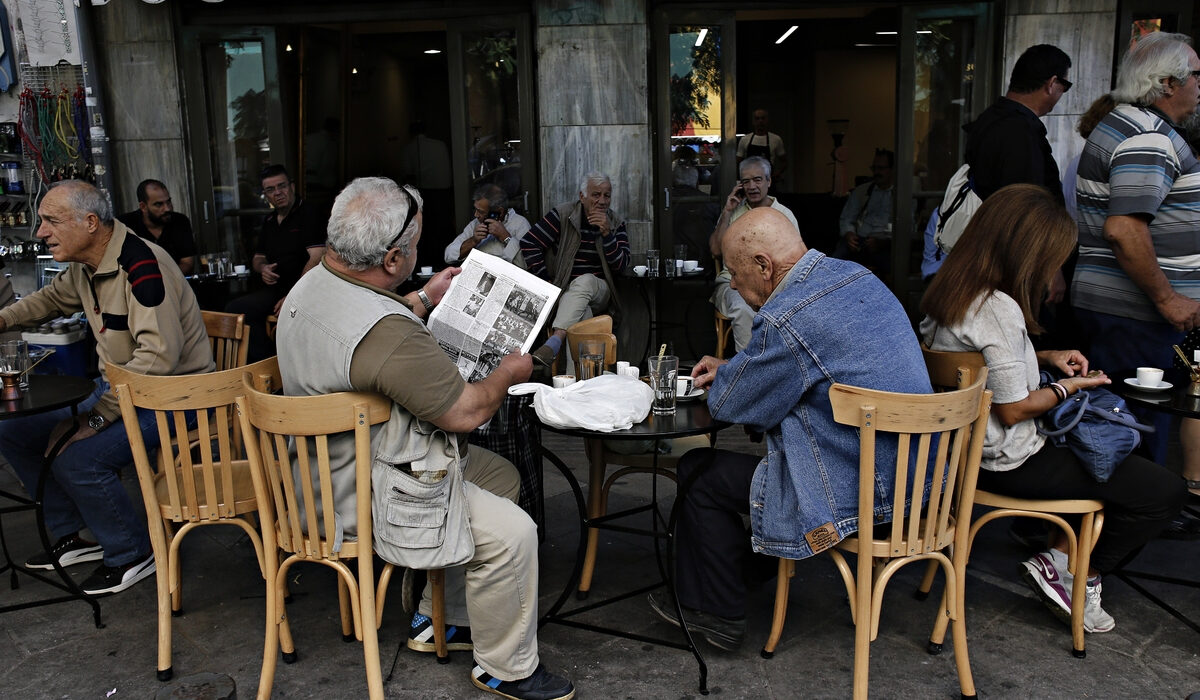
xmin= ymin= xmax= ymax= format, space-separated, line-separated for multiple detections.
xmin=473 ymin=184 xmax=507 ymax=211
xmin=1113 ymin=32 xmax=1194 ymax=107
xmin=49 ymin=180 xmax=113 ymax=225
xmin=327 ymin=177 xmax=424 ymax=270
xmin=578 ymin=171 xmax=611 ymax=196
xmin=739 ymin=156 xmax=772 ymax=180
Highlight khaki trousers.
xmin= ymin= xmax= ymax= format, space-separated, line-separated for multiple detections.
xmin=418 ymin=447 xmax=539 ymax=681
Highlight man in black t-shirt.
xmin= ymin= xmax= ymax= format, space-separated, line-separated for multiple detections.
xmin=226 ymin=164 xmax=327 ymax=361
xmin=117 ymin=179 xmax=197 ymax=274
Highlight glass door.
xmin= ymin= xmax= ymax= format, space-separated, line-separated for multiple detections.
xmin=180 ymin=27 xmax=288 ymax=265
xmin=893 ymin=3 xmax=994 ymax=312
xmin=447 ymin=15 xmax=538 ymax=232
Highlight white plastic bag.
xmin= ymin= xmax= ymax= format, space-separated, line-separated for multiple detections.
xmin=508 ymin=374 xmax=653 ymax=431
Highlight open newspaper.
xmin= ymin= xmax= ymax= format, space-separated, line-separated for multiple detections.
xmin=427 ymin=249 xmax=560 ymax=382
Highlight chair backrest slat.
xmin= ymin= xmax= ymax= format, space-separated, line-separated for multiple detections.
xmin=202 ymin=310 xmax=250 ymax=371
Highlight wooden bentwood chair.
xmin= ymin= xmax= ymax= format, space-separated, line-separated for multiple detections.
xmin=917 ymin=347 xmax=1105 ymax=658
xmin=108 ymin=357 xmax=279 ymax=682
xmin=564 ymin=315 xmax=710 ymax=597
xmin=762 ymin=373 xmax=992 ymax=700
xmin=201 ymin=310 xmax=250 ymax=371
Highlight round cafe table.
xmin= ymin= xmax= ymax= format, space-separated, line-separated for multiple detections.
xmin=0 ymin=374 xmax=103 ymax=627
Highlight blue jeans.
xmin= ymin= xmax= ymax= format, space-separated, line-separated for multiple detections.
xmin=1075 ymin=308 xmax=1182 ymax=464
xmin=0 ymin=379 xmax=156 ymax=567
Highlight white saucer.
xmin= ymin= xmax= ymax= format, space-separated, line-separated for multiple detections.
xmin=1124 ymin=377 xmax=1173 ymax=392
xmin=415 ymin=272 xmax=435 ymax=280
xmin=676 ymin=387 xmax=707 ymax=402
xmin=682 ymin=267 xmax=705 ymax=275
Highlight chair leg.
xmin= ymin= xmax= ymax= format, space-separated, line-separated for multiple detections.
xmin=578 ymin=439 xmax=606 ymax=598
xmin=153 ymin=548 xmax=174 ymax=681
xmin=1068 ymin=513 xmax=1095 ymax=658
xmin=950 ymin=550 xmax=977 ymax=698
xmin=357 ymin=556 xmax=384 ymax=700
xmin=375 ymin=563 xmax=395 ymax=629
xmin=761 ymin=558 xmax=794 ymax=658
xmin=915 ymin=559 xmax=939 ymax=601
xmin=430 ymin=569 xmax=449 ymax=664
xmin=258 ymin=560 xmax=285 ymax=700
xmin=338 ymin=576 xmax=355 ymax=642
xmin=851 ymin=553 xmax=874 ymax=700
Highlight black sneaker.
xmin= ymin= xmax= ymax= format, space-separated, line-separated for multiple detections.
xmin=647 ymin=591 xmax=745 ymax=651
xmin=25 ymin=533 xmax=103 ymax=570
xmin=471 ymin=663 xmax=574 ymax=700
xmin=80 ymin=553 xmax=155 ymax=596
xmin=407 ymin=612 xmax=473 ymax=652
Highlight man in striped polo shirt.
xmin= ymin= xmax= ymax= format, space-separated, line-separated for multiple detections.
xmin=1073 ymin=31 xmax=1200 ymax=462
xmin=520 ymin=172 xmax=630 ymax=367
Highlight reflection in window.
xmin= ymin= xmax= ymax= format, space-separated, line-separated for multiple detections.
xmin=464 ymin=31 xmax=522 ymax=211
xmin=669 ymin=26 xmax=721 ymax=194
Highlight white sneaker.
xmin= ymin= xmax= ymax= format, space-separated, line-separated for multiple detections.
xmin=1059 ymin=565 xmax=1117 ymax=634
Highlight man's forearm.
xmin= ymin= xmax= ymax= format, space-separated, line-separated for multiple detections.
xmin=1105 ymin=215 xmax=1176 ymax=305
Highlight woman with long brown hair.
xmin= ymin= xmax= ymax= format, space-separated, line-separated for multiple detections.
xmin=920 ymin=183 xmax=1184 ymax=634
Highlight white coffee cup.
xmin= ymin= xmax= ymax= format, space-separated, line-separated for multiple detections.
xmin=1136 ymin=367 xmax=1164 ymax=387
xmin=552 ymin=374 xmax=576 ymax=388
xmin=616 ymin=361 xmax=630 ymax=375
xmin=622 ymin=366 xmax=640 ymax=380
xmin=682 ymin=259 xmax=699 ymax=272
xmin=633 ymin=265 xmax=648 ymax=277
xmin=420 ymin=266 xmax=433 ymax=275
xmin=676 ymin=376 xmax=694 ymax=396
xmin=233 ymin=264 xmax=248 ymax=275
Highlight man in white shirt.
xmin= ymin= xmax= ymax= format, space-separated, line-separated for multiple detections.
xmin=736 ymin=109 xmax=788 ymax=189
xmin=444 ymin=185 xmax=531 ymax=264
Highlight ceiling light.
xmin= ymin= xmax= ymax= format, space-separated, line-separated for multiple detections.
xmin=424 ymin=49 xmax=442 ymax=54
xmin=776 ymin=25 xmax=798 ymax=44
xmin=875 ymin=31 xmax=898 ymax=35
xmin=352 ymin=68 xmax=358 ymax=74
xmin=917 ymin=30 xmax=933 ymax=34
xmin=695 ymin=28 xmax=708 ymax=47
xmin=285 ymin=44 xmax=293 ymax=52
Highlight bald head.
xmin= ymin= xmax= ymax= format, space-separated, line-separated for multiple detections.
xmin=722 ymin=208 xmax=807 ymax=310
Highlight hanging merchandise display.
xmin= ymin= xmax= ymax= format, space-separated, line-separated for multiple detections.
xmin=17 ymin=78 xmax=93 ymax=186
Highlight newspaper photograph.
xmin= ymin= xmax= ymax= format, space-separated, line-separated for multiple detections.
xmin=427 ymin=249 xmax=561 ymax=382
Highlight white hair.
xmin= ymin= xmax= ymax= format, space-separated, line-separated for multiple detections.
xmin=50 ymin=180 xmax=113 ymax=225
xmin=739 ymin=156 xmax=772 ymax=179
xmin=1112 ymin=32 xmax=1194 ymax=107
xmin=578 ymin=171 xmax=611 ymax=195
xmin=327 ymin=177 xmax=424 ymax=270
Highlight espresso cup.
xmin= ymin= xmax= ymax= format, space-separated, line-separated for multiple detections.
xmin=234 ymin=264 xmax=248 ymax=275
xmin=676 ymin=376 xmax=694 ymax=396
xmin=616 ymin=361 xmax=630 ymax=375
xmin=682 ymin=259 xmax=699 ymax=272
xmin=633 ymin=265 xmax=648 ymax=277
xmin=552 ymin=374 xmax=576 ymax=388
xmin=1136 ymin=367 xmax=1164 ymax=387
xmin=420 ymin=266 xmax=433 ymax=275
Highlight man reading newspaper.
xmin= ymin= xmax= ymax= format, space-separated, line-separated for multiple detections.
xmin=277 ymin=177 xmax=575 ymax=700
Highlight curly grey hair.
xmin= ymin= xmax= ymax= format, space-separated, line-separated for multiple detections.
xmin=49 ymin=180 xmax=113 ymax=225
xmin=1113 ymin=32 xmax=1195 ymax=108
xmin=327 ymin=177 xmax=424 ymax=270
xmin=578 ymin=171 xmax=611 ymax=195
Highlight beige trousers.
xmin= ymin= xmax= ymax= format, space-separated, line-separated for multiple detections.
xmin=418 ymin=447 xmax=539 ymax=681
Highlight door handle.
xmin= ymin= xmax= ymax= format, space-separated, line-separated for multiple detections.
xmin=664 ymin=187 xmax=670 ymax=210
xmin=203 ymin=200 xmax=211 ymax=223
xmin=523 ymin=190 xmax=529 ymax=213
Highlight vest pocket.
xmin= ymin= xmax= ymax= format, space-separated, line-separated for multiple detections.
xmin=378 ymin=467 xmax=450 ymax=550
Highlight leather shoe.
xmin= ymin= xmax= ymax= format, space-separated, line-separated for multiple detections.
xmin=648 ymin=591 xmax=745 ymax=651
xmin=530 ymin=345 xmax=557 ymax=369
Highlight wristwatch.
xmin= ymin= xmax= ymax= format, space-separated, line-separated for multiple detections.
xmin=416 ymin=289 xmax=435 ymax=313
xmin=87 ymin=411 xmax=108 ymax=432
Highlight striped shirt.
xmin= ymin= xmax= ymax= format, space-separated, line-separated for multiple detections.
xmin=520 ymin=206 xmax=630 ymax=280
xmin=1072 ymin=104 xmax=1200 ymax=322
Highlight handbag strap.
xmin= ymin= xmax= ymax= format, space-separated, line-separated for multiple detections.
xmin=1084 ymin=403 xmax=1156 ymax=433
xmin=1037 ymin=391 xmax=1089 ymax=438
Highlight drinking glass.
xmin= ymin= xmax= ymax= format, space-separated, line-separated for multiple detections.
xmin=0 ymin=339 xmax=27 ymax=395
xmin=663 ymin=257 xmax=677 ymax=277
xmin=648 ymin=355 xmax=679 ymax=415
xmin=578 ymin=340 xmax=606 ymax=380
xmin=674 ymin=244 xmax=688 ymax=262
xmin=645 ymin=249 xmax=660 ymax=277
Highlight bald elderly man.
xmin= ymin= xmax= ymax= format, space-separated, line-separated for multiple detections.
xmin=647 ymin=208 xmax=932 ymax=650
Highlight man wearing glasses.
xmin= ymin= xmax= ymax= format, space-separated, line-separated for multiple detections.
xmin=708 ymin=156 xmax=798 ymax=354
xmin=443 ymin=184 xmax=531 ymax=265
xmin=226 ymin=164 xmax=327 ymax=361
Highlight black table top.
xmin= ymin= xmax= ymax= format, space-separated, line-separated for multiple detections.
xmin=535 ymin=397 xmax=730 ymax=441
xmin=0 ymin=374 xmax=94 ymax=419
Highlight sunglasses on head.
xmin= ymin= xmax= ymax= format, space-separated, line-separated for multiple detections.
xmin=384 ymin=186 xmax=418 ymax=252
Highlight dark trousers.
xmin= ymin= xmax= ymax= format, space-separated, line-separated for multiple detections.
xmin=674 ymin=448 xmax=773 ymax=619
xmin=978 ymin=443 xmax=1185 ymax=572
xmin=225 ymin=288 xmax=280 ymax=363
xmin=1075 ymin=307 xmax=1183 ymax=463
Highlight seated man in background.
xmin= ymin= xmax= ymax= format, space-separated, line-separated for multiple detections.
xmin=444 ymin=184 xmax=531 ymax=265
xmin=708 ymin=156 xmax=798 ymax=354
xmin=117 ymin=178 xmax=197 ymax=275
xmin=0 ymin=180 xmax=213 ymax=596
xmin=277 ymin=177 xmax=574 ymax=700
xmin=650 ymin=207 xmax=931 ymax=649
xmin=835 ymin=148 xmax=896 ymax=273
xmin=520 ymin=171 xmax=629 ymax=367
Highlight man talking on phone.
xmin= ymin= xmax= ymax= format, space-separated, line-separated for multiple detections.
xmin=709 ymin=156 xmax=799 ymax=353
xmin=520 ymin=172 xmax=630 ymax=369
xmin=444 ymin=184 xmax=531 ymax=265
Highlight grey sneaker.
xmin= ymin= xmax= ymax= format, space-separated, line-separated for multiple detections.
xmin=647 ymin=591 xmax=745 ymax=651
xmin=1060 ymin=569 xmax=1116 ymax=634
xmin=1021 ymin=551 xmax=1073 ymax=622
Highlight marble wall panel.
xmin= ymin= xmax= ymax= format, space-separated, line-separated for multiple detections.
xmin=536 ymin=24 xmax=648 ymax=127
xmin=109 ymin=139 xmax=192 ymax=225
xmin=538 ymin=124 xmax=651 ymax=241
xmin=1008 ymin=0 xmax=1117 ymax=15
xmin=99 ymin=42 xmax=184 ymax=143
xmin=536 ymin=0 xmax=643 ymax=27
xmin=1004 ymin=12 xmax=1115 ymax=117
xmin=94 ymin=0 xmax=174 ymax=44
xmin=1044 ymin=113 xmax=1083 ymax=183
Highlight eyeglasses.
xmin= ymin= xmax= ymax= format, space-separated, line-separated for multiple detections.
xmin=384 ymin=186 xmax=419 ymax=253
xmin=738 ymin=176 xmax=766 ymax=187
xmin=262 ymin=182 xmax=291 ymax=195
xmin=1056 ymin=76 xmax=1072 ymax=93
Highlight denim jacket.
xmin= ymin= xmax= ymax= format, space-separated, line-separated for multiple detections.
xmin=708 ymin=250 xmax=931 ymax=559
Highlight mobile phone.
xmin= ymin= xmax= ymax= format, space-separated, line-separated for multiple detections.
xmin=733 ymin=184 xmax=746 ymax=201
xmin=486 ymin=211 xmax=502 ymax=221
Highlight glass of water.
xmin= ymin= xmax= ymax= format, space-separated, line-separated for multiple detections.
xmin=645 ymin=249 xmax=660 ymax=277
xmin=578 ymin=340 xmax=606 ymax=380
xmin=647 ymin=355 xmax=679 ymax=415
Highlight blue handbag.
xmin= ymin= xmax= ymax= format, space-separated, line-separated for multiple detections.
xmin=1036 ymin=371 xmax=1154 ymax=482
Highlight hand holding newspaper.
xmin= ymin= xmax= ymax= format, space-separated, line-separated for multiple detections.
xmin=426 ymin=249 xmax=561 ymax=383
